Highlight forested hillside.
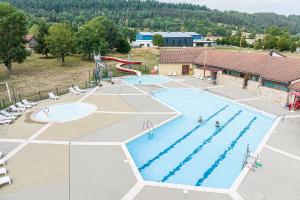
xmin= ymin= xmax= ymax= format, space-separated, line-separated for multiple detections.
xmin=2 ymin=0 xmax=300 ymax=35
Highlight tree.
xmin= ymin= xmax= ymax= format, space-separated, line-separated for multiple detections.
xmin=277 ymin=37 xmax=290 ymax=52
xmin=254 ymin=39 xmax=263 ymax=50
xmin=0 ymin=3 xmax=28 ymax=73
xmin=28 ymin=24 xmax=39 ymax=36
xmin=33 ymin=20 xmax=50 ymax=57
xmin=152 ymin=34 xmax=164 ymax=47
xmin=75 ymin=23 xmax=108 ymax=59
xmin=117 ymin=38 xmax=131 ymax=53
xmin=46 ymin=23 xmax=74 ymax=65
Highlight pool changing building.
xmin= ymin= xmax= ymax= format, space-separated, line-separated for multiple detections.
xmin=159 ymin=49 xmax=300 ymax=105
xmin=133 ymin=32 xmax=203 ymax=47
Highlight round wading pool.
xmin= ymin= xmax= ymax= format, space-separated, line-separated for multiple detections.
xmin=31 ymin=102 xmax=97 ymax=123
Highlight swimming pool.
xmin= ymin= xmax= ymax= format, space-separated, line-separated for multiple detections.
xmin=32 ymin=102 xmax=97 ymax=123
xmin=127 ymin=88 xmax=274 ymax=188
xmin=123 ymin=75 xmax=171 ymax=85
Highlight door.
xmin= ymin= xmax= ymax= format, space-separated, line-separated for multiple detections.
xmin=182 ymin=65 xmax=189 ymax=75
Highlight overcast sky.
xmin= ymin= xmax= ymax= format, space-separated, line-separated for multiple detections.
xmin=159 ymin=0 xmax=300 ymax=15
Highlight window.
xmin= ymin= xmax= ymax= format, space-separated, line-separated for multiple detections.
xmin=263 ymin=80 xmax=288 ymax=91
xmin=250 ymin=75 xmax=259 ymax=82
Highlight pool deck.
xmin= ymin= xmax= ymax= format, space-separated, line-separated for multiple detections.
xmin=0 ymin=76 xmax=299 ymax=200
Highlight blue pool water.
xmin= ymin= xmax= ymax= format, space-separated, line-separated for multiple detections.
xmin=123 ymin=75 xmax=171 ymax=85
xmin=127 ymin=88 xmax=274 ymax=188
xmin=32 ymin=102 xmax=97 ymax=123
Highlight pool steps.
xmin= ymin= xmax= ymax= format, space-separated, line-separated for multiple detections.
xmin=138 ymin=105 xmax=229 ymax=171
xmin=161 ymin=110 xmax=243 ymax=182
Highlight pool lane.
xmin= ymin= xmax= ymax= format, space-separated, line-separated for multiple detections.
xmin=195 ymin=117 xmax=257 ymax=186
xmin=161 ymin=110 xmax=242 ymax=182
xmin=138 ymin=105 xmax=229 ymax=171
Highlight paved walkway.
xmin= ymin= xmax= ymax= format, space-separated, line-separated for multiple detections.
xmin=0 ymin=76 xmax=299 ymax=200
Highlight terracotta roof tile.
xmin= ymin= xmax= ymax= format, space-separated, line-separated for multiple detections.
xmin=160 ymin=49 xmax=300 ymax=83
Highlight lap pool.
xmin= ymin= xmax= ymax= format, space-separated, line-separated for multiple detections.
xmin=127 ymin=88 xmax=274 ymax=188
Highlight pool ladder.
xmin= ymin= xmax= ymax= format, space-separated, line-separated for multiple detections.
xmin=143 ymin=120 xmax=155 ymax=139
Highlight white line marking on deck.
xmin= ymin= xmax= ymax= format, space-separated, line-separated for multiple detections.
xmin=144 ymin=181 xmax=230 ymax=194
xmin=229 ymin=191 xmax=244 ymax=200
xmin=78 ymin=86 xmax=99 ymax=102
xmin=235 ymin=97 xmax=259 ymax=102
xmin=121 ymin=182 xmax=144 ymax=200
xmin=95 ymin=111 xmax=177 ymax=115
xmin=265 ymin=145 xmax=300 ymax=161
xmin=284 ymin=114 xmax=300 ymax=119
xmin=92 ymin=93 xmax=146 ymax=96
xmin=3 ymin=123 xmax=52 ymax=162
xmin=121 ymin=144 xmax=144 ymax=182
xmin=0 ymin=139 xmax=26 ymax=143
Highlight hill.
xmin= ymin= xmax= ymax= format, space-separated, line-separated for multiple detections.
xmin=2 ymin=0 xmax=300 ymax=35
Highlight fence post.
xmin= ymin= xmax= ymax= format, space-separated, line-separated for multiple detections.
xmin=11 ymin=85 xmax=16 ymax=103
xmin=19 ymin=93 xmax=22 ymax=101
xmin=39 ymin=91 xmax=42 ymax=100
xmin=56 ymin=87 xmax=59 ymax=96
xmin=85 ymin=81 xmax=88 ymax=88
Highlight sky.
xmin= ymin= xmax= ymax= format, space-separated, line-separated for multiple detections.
xmin=159 ymin=0 xmax=300 ymax=15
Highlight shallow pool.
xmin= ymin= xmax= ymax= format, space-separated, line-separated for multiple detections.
xmin=32 ymin=102 xmax=97 ymax=123
xmin=127 ymin=88 xmax=274 ymax=188
xmin=123 ymin=75 xmax=171 ymax=85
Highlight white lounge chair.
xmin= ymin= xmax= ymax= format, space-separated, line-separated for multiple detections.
xmin=22 ymin=99 xmax=37 ymax=106
xmin=173 ymin=72 xmax=177 ymax=76
xmin=0 ymin=151 xmax=2 ymax=158
xmin=16 ymin=102 xmax=31 ymax=109
xmin=0 ymin=110 xmax=21 ymax=117
xmin=0 ymin=168 xmax=7 ymax=175
xmin=49 ymin=92 xmax=59 ymax=100
xmin=74 ymin=86 xmax=86 ymax=93
xmin=168 ymin=72 xmax=172 ymax=76
xmin=193 ymin=73 xmax=199 ymax=78
xmin=0 ymin=119 xmax=11 ymax=125
xmin=0 ymin=159 xmax=6 ymax=166
xmin=9 ymin=105 xmax=25 ymax=112
xmin=0 ymin=114 xmax=16 ymax=121
xmin=69 ymin=87 xmax=80 ymax=95
xmin=0 ymin=176 xmax=11 ymax=186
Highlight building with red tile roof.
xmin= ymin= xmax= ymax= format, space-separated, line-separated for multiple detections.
xmin=159 ymin=48 xmax=300 ymax=105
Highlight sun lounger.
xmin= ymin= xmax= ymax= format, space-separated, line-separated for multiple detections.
xmin=0 ymin=119 xmax=11 ymax=125
xmin=0 ymin=114 xmax=16 ymax=121
xmin=74 ymin=86 xmax=86 ymax=93
xmin=49 ymin=92 xmax=59 ymax=100
xmin=193 ymin=73 xmax=199 ymax=78
xmin=0 ymin=176 xmax=11 ymax=186
xmin=0 ymin=151 xmax=2 ymax=158
xmin=0 ymin=168 xmax=7 ymax=176
xmin=69 ymin=87 xmax=80 ymax=95
xmin=0 ymin=110 xmax=21 ymax=117
xmin=9 ymin=105 xmax=25 ymax=112
xmin=168 ymin=72 xmax=172 ymax=76
xmin=0 ymin=159 xmax=5 ymax=167
xmin=173 ymin=72 xmax=177 ymax=76
xmin=22 ymin=99 xmax=37 ymax=106
xmin=16 ymin=102 xmax=31 ymax=109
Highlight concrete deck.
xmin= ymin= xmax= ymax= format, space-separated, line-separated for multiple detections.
xmin=0 ymin=76 xmax=299 ymax=200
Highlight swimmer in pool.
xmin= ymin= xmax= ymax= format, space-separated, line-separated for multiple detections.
xmin=198 ymin=116 xmax=203 ymax=123
xmin=43 ymin=107 xmax=50 ymax=117
xmin=215 ymin=121 xmax=220 ymax=127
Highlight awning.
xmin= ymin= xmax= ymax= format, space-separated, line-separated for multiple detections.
xmin=289 ymin=82 xmax=300 ymax=91
xmin=203 ymin=67 xmax=223 ymax=72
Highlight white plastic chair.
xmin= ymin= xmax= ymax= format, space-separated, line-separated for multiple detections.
xmin=168 ymin=72 xmax=172 ymax=76
xmin=69 ymin=87 xmax=80 ymax=95
xmin=16 ymin=102 xmax=31 ymax=109
xmin=1 ymin=110 xmax=21 ymax=117
xmin=0 ymin=119 xmax=12 ymax=125
xmin=49 ymin=92 xmax=59 ymax=100
xmin=0 ymin=168 xmax=7 ymax=175
xmin=0 ymin=159 xmax=6 ymax=166
xmin=74 ymin=86 xmax=85 ymax=93
xmin=0 ymin=114 xmax=16 ymax=121
xmin=9 ymin=105 xmax=25 ymax=112
xmin=0 ymin=176 xmax=11 ymax=186
xmin=22 ymin=99 xmax=37 ymax=106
